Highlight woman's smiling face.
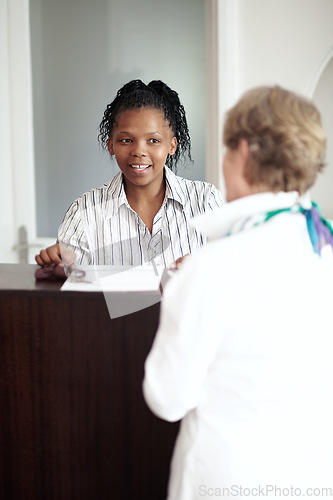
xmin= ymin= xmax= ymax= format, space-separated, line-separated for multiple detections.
xmin=108 ymin=107 xmax=177 ymax=191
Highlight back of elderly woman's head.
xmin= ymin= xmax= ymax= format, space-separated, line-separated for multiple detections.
xmin=223 ymin=85 xmax=326 ymax=194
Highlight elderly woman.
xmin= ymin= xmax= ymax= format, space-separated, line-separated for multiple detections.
xmin=143 ymin=86 xmax=333 ymax=500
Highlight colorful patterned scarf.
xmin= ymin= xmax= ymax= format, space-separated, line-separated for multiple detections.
xmin=226 ymin=201 xmax=333 ymax=256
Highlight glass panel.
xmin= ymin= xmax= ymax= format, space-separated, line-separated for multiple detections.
xmin=29 ymin=0 xmax=205 ymax=237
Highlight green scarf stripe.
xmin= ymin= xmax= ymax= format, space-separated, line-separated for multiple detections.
xmin=224 ymin=201 xmax=333 ymax=257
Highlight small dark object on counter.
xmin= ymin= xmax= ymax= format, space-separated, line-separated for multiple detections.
xmin=35 ymin=263 xmax=67 ymax=281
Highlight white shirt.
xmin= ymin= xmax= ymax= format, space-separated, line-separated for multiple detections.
xmin=57 ymin=167 xmax=223 ymax=267
xmin=143 ymin=191 xmax=333 ymax=500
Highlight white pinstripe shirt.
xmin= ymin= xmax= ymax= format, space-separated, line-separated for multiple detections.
xmin=57 ymin=167 xmax=224 ymax=268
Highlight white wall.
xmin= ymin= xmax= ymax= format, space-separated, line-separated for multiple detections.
xmin=236 ymin=0 xmax=333 ymax=96
xmin=212 ymin=0 xmax=333 ymax=216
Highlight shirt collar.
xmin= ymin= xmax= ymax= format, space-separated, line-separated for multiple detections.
xmin=103 ymin=172 xmax=128 ymax=219
xmin=103 ymin=168 xmax=185 ymax=219
xmin=164 ymin=167 xmax=186 ymax=207
xmin=191 ymin=191 xmax=303 ymax=240
xmin=104 ymin=166 xmax=186 ymax=219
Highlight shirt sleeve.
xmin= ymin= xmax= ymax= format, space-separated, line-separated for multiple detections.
xmin=57 ymin=199 xmax=92 ymax=266
xmin=143 ymin=253 xmax=223 ymax=422
xmin=207 ymin=184 xmax=224 ymax=210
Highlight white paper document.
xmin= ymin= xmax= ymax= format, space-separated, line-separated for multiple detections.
xmin=61 ymin=264 xmax=164 ymax=292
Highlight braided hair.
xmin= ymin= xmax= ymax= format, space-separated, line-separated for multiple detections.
xmin=98 ymin=80 xmax=192 ymax=171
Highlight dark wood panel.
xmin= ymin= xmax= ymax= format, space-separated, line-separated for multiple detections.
xmin=0 ymin=265 xmax=178 ymax=500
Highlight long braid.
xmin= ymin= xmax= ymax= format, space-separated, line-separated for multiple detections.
xmin=98 ymin=79 xmax=192 ymax=171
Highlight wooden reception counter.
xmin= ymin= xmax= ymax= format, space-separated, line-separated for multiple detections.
xmin=0 ymin=264 xmax=179 ymax=500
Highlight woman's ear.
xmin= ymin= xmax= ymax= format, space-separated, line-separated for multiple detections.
xmin=238 ymin=138 xmax=250 ymax=175
xmin=169 ymin=137 xmax=177 ymax=156
xmin=107 ymin=138 xmax=115 ymax=155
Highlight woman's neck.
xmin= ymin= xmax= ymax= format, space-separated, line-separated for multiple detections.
xmin=124 ymin=177 xmax=166 ymax=233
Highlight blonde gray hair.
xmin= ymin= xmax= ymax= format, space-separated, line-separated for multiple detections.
xmin=223 ymin=85 xmax=326 ymax=194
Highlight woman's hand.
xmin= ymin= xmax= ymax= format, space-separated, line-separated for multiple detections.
xmin=35 ymin=243 xmax=76 ymax=268
xmin=35 ymin=243 xmax=62 ymax=266
xmin=169 ymin=254 xmax=190 ymax=270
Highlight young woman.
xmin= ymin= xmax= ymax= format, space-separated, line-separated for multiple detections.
xmin=143 ymin=85 xmax=333 ymax=499
xmin=35 ymin=80 xmax=223 ymax=270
